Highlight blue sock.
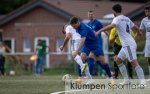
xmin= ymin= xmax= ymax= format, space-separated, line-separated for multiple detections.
xmin=103 ymin=63 xmax=112 ymax=78
xmin=96 ymin=61 xmax=104 ymax=69
xmin=97 ymin=61 xmax=112 ymax=78
xmin=77 ymin=65 xmax=82 ymax=77
xmin=86 ymin=57 xmax=95 ymax=75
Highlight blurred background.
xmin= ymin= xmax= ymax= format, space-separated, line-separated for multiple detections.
xmin=0 ymin=0 xmax=149 ymax=76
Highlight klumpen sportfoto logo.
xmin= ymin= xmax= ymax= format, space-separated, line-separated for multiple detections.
xmin=69 ymin=82 xmax=145 ymax=91
xmin=64 ymin=79 xmax=149 ymax=92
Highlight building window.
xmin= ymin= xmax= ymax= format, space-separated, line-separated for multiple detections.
xmin=23 ymin=38 xmax=31 ymax=52
xmin=56 ymin=38 xmax=63 ymax=52
xmin=4 ymin=38 xmax=15 ymax=53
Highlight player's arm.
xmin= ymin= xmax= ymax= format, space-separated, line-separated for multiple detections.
xmin=109 ymin=34 xmax=118 ymax=44
xmin=131 ymin=25 xmax=142 ymax=37
xmin=139 ymin=19 xmax=146 ymax=37
xmin=104 ymin=31 xmax=109 ymax=37
xmin=95 ymin=24 xmax=116 ymax=36
xmin=60 ymin=33 xmax=71 ymax=51
xmin=139 ymin=29 xmax=145 ymax=37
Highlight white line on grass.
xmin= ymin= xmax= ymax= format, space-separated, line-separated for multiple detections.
xmin=50 ymin=89 xmax=96 ymax=94
xmin=51 ymin=86 xmax=150 ymax=94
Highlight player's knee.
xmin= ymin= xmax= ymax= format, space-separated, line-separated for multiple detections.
xmin=130 ymin=59 xmax=139 ymax=68
xmin=115 ymin=57 xmax=122 ymax=65
xmin=97 ymin=56 xmax=106 ymax=65
xmin=80 ymin=53 xmax=87 ymax=62
xmin=114 ymin=55 xmax=117 ymax=62
xmin=89 ymin=53 xmax=95 ymax=59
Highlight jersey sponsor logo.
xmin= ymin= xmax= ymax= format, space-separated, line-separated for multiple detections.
xmin=126 ymin=24 xmax=130 ymax=34
xmin=147 ymin=27 xmax=150 ymax=32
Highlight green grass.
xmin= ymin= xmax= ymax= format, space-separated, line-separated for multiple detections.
xmin=0 ymin=75 xmax=150 ymax=94
xmin=0 ymin=76 xmax=64 ymax=94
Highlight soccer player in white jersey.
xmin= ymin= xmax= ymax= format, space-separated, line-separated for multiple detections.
xmin=95 ymin=4 xmax=146 ymax=85
xmin=140 ymin=5 xmax=150 ymax=81
xmin=60 ymin=25 xmax=93 ymax=84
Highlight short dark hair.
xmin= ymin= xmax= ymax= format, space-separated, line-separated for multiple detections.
xmin=70 ymin=16 xmax=79 ymax=24
xmin=112 ymin=4 xmax=122 ymax=13
xmin=145 ymin=5 xmax=150 ymax=10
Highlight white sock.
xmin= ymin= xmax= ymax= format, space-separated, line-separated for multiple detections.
xmin=85 ymin=67 xmax=92 ymax=79
xmin=118 ymin=63 xmax=129 ymax=80
xmin=74 ymin=55 xmax=84 ymax=68
xmin=148 ymin=66 xmax=150 ymax=75
xmin=135 ymin=65 xmax=146 ymax=84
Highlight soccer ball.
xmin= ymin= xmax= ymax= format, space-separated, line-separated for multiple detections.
xmin=9 ymin=70 xmax=15 ymax=76
xmin=62 ymin=74 xmax=72 ymax=84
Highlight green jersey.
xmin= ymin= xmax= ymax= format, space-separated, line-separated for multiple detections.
xmin=36 ymin=43 xmax=47 ymax=56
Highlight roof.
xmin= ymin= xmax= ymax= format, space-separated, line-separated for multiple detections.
xmin=44 ymin=0 xmax=144 ymax=19
xmin=126 ymin=1 xmax=150 ymax=20
xmin=0 ymin=0 xmax=73 ymax=26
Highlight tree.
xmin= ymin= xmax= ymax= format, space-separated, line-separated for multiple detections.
xmin=0 ymin=0 xmax=31 ymax=14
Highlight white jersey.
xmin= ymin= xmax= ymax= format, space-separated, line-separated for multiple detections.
xmin=65 ymin=25 xmax=81 ymax=51
xmin=140 ymin=17 xmax=150 ymax=57
xmin=140 ymin=17 xmax=150 ymax=42
xmin=112 ymin=15 xmax=136 ymax=47
xmin=65 ymin=25 xmax=81 ymax=40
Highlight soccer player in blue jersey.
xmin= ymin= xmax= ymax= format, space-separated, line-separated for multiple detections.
xmin=70 ymin=16 xmax=114 ymax=85
xmin=87 ymin=11 xmax=105 ymax=75
xmin=77 ymin=11 xmax=104 ymax=76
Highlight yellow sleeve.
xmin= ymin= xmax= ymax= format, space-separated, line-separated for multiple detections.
xmin=131 ymin=30 xmax=135 ymax=38
xmin=109 ymin=28 xmax=116 ymax=40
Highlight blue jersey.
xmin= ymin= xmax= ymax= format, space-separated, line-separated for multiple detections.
xmin=76 ymin=22 xmax=99 ymax=48
xmin=87 ymin=19 xmax=103 ymax=45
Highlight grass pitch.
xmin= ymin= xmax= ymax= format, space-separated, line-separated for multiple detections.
xmin=0 ymin=75 xmax=150 ymax=94
xmin=0 ymin=75 xmax=65 ymax=94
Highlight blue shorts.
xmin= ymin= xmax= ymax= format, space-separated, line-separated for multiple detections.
xmin=81 ymin=44 xmax=104 ymax=56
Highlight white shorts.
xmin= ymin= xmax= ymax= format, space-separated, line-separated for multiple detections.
xmin=145 ymin=42 xmax=150 ymax=57
xmin=118 ymin=45 xmax=137 ymax=62
xmin=71 ymin=39 xmax=80 ymax=52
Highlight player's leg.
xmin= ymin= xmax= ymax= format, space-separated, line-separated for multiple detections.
xmin=87 ymin=53 xmax=95 ymax=75
xmin=77 ymin=65 xmax=82 ymax=77
xmin=73 ymin=41 xmax=85 ymax=68
xmin=113 ymin=43 xmax=121 ymax=79
xmin=148 ymin=57 xmax=150 ymax=79
xmin=34 ymin=56 xmax=40 ymax=76
xmin=39 ymin=56 xmax=45 ymax=75
xmin=116 ymin=48 xmax=129 ymax=84
xmin=92 ymin=47 xmax=112 ymax=79
xmin=145 ymin=44 xmax=150 ymax=80
xmin=74 ymin=54 xmax=84 ymax=69
xmin=79 ymin=46 xmax=90 ymax=74
xmin=127 ymin=60 xmax=133 ymax=79
xmin=80 ymin=47 xmax=93 ymax=81
xmin=71 ymin=41 xmax=84 ymax=77
xmin=125 ymin=46 xmax=145 ymax=85
xmin=113 ymin=58 xmax=119 ymax=79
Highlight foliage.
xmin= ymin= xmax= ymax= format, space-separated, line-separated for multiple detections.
xmin=0 ymin=0 xmax=31 ymax=14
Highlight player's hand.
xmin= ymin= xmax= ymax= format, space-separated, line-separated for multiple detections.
xmin=60 ymin=45 xmax=64 ymax=51
xmin=95 ymin=32 xmax=99 ymax=37
xmin=72 ymin=51 xmax=78 ymax=58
